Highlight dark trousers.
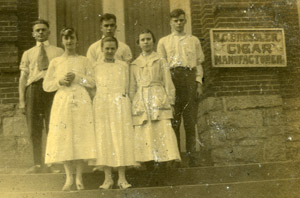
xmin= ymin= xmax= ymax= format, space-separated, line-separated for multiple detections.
xmin=25 ymin=79 xmax=55 ymax=165
xmin=170 ymin=67 xmax=197 ymax=154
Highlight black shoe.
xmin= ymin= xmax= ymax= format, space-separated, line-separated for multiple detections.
xmin=188 ymin=155 xmax=198 ymax=167
xmin=25 ymin=165 xmax=42 ymax=174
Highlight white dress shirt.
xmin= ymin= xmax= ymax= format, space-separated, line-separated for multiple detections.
xmin=157 ymin=32 xmax=205 ymax=83
xmin=19 ymin=41 xmax=64 ymax=86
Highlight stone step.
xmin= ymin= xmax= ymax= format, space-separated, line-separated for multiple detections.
xmin=0 ymin=160 xmax=299 ymax=192
xmin=1 ymin=177 xmax=299 ymax=198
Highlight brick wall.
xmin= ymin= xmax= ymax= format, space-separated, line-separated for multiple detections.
xmin=0 ymin=0 xmax=38 ymax=105
xmin=191 ymin=0 xmax=300 ymax=98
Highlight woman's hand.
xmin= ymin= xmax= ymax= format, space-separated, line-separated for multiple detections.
xmin=59 ymin=77 xmax=70 ymax=86
xmin=66 ymin=72 xmax=75 ymax=83
xmin=59 ymin=72 xmax=75 ymax=87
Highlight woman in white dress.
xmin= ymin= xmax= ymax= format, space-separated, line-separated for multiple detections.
xmin=43 ymin=28 xmax=96 ymax=191
xmin=91 ymin=36 xmax=136 ymax=189
xmin=129 ymin=29 xmax=181 ymax=168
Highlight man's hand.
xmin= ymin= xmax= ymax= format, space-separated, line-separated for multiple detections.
xmin=196 ymin=82 xmax=203 ymax=99
xmin=171 ymin=105 xmax=175 ymax=114
xmin=19 ymin=102 xmax=26 ymax=114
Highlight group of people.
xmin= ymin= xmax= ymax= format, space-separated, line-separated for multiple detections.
xmin=18 ymin=8 xmax=204 ymax=191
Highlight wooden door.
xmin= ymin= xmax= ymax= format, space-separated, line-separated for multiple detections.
xmin=56 ymin=0 xmax=102 ymax=55
xmin=124 ymin=0 xmax=171 ymax=58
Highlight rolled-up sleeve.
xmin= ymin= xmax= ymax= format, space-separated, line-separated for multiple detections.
xmin=19 ymin=51 xmax=29 ymax=74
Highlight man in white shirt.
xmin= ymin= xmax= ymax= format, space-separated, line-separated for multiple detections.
xmin=19 ymin=19 xmax=64 ymax=173
xmin=157 ymin=9 xmax=205 ymax=166
xmin=86 ymin=13 xmax=132 ymax=63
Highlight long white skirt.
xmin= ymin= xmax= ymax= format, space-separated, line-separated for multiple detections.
xmin=91 ymin=93 xmax=137 ymax=167
xmin=134 ymin=119 xmax=181 ymax=162
xmin=45 ymin=85 xmax=96 ymax=164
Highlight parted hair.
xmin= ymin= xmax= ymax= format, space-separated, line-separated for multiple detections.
xmin=32 ymin=19 xmax=49 ymax=29
xmin=170 ymin=9 xmax=185 ymax=18
xmin=101 ymin=36 xmax=119 ymax=49
xmin=100 ymin=13 xmax=117 ymax=24
xmin=136 ymin=29 xmax=156 ymax=45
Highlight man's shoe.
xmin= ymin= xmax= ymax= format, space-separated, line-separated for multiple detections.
xmin=188 ymin=155 xmax=198 ymax=167
xmin=42 ymin=166 xmax=61 ymax=173
xmin=25 ymin=165 xmax=42 ymax=174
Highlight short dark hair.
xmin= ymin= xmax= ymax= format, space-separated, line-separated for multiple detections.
xmin=60 ymin=27 xmax=77 ymax=39
xmin=170 ymin=9 xmax=185 ymax=18
xmin=101 ymin=36 xmax=118 ymax=49
xmin=32 ymin=19 xmax=49 ymax=29
xmin=136 ymin=29 xmax=156 ymax=44
xmin=100 ymin=13 xmax=117 ymax=24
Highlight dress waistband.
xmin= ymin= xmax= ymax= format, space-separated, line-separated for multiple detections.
xmin=97 ymin=86 xmax=126 ymax=94
xmin=140 ymin=81 xmax=163 ymax=88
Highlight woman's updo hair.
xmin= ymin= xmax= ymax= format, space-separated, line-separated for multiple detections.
xmin=60 ymin=27 xmax=77 ymax=39
xmin=101 ymin=36 xmax=118 ymax=49
xmin=136 ymin=29 xmax=156 ymax=45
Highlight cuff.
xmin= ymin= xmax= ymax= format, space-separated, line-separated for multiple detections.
xmin=19 ymin=103 xmax=25 ymax=109
xmin=196 ymin=76 xmax=203 ymax=84
xmin=169 ymin=96 xmax=175 ymax=105
xmin=57 ymin=80 xmax=63 ymax=88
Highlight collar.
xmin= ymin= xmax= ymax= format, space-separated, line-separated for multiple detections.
xmin=132 ymin=52 xmax=160 ymax=67
xmin=171 ymin=31 xmax=187 ymax=37
xmin=36 ymin=41 xmax=50 ymax=46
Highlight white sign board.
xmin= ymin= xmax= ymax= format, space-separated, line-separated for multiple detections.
xmin=210 ymin=28 xmax=287 ymax=67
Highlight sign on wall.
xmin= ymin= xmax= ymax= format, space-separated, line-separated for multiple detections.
xmin=210 ymin=28 xmax=287 ymax=67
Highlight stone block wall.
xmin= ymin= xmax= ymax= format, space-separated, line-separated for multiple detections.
xmin=283 ymin=98 xmax=300 ymax=160
xmin=198 ymin=95 xmax=286 ymax=165
xmin=0 ymin=104 xmax=32 ymax=169
xmin=0 ymin=0 xmax=38 ymax=170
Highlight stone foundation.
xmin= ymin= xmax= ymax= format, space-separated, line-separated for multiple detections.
xmin=0 ymin=104 xmax=33 ymax=169
xmin=198 ymin=95 xmax=287 ymax=165
xmin=283 ymin=98 xmax=300 ymax=160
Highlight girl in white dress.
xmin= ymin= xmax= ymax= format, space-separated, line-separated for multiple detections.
xmin=129 ymin=30 xmax=181 ymax=168
xmin=43 ymin=28 xmax=96 ymax=191
xmin=91 ymin=36 xmax=136 ymax=189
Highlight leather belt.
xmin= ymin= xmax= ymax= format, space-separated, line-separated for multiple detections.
xmin=170 ymin=66 xmax=195 ymax=71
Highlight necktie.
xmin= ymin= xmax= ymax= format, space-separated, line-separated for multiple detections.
xmin=37 ymin=43 xmax=49 ymax=70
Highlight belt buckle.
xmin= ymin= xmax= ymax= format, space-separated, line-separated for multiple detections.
xmin=186 ymin=65 xmax=193 ymax=70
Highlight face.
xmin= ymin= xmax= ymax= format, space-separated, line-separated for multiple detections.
xmin=101 ymin=19 xmax=117 ymax=37
xmin=32 ymin=24 xmax=50 ymax=42
xmin=170 ymin=14 xmax=186 ymax=33
xmin=139 ymin=33 xmax=154 ymax=53
xmin=62 ymin=32 xmax=77 ymax=50
xmin=102 ymin=41 xmax=117 ymax=59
